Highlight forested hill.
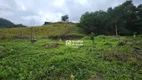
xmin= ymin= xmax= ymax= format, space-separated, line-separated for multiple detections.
xmin=0 ymin=18 xmax=15 ymax=28
xmin=0 ymin=18 xmax=26 ymax=28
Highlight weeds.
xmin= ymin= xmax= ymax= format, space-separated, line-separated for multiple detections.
xmin=0 ymin=36 xmax=142 ymax=80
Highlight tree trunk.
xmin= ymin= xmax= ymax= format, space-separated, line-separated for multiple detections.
xmin=115 ymin=24 xmax=118 ymax=36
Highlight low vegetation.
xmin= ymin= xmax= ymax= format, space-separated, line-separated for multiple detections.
xmin=0 ymin=36 xmax=142 ymax=80
xmin=0 ymin=23 xmax=79 ymax=39
xmin=0 ymin=1 xmax=142 ymax=80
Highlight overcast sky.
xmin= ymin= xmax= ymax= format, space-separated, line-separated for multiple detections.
xmin=0 ymin=0 xmax=141 ymax=26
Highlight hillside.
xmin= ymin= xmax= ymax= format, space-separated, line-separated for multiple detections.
xmin=0 ymin=18 xmax=15 ymax=28
xmin=0 ymin=18 xmax=26 ymax=28
xmin=0 ymin=23 xmax=83 ymax=39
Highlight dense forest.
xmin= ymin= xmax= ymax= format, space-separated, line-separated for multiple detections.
xmin=0 ymin=18 xmax=26 ymax=28
xmin=79 ymin=0 xmax=142 ymax=36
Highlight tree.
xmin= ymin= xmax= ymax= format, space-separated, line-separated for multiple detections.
xmin=79 ymin=0 xmax=142 ymax=35
xmin=135 ymin=4 xmax=142 ymax=34
xmin=90 ymin=32 xmax=95 ymax=43
xmin=79 ymin=11 xmax=108 ymax=35
xmin=61 ymin=15 xmax=69 ymax=22
xmin=137 ymin=4 xmax=142 ymax=18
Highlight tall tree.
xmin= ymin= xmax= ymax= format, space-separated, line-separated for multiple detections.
xmin=80 ymin=11 xmax=107 ymax=34
xmin=134 ymin=4 xmax=142 ymax=34
xmin=79 ymin=0 xmax=142 ymax=35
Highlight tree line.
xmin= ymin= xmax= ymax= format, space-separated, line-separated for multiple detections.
xmin=78 ymin=0 xmax=142 ymax=36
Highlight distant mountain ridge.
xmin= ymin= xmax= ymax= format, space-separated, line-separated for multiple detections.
xmin=0 ymin=18 xmax=26 ymax=28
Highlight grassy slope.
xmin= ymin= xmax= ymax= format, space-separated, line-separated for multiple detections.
xmin=0 ymin=23 xmax=81 ymax=39
xmin=0 ymin=36 xmax=142 ymax=80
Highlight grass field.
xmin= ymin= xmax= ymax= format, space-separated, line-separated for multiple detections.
xmin=0 ymin=23 xmax=81 ymax=39
xmin=0 ymin=35 xmax=142 ymax=80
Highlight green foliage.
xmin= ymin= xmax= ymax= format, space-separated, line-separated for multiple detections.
xmin=90 ymin=32 xmax=95 ymax=43
xmin=80 ymin=11 xmax=107 ymax=34
xmin=0 ymin=18 xmax=26 ymax=28
xmin=61 ymin=15 xmax=69 ymax=22
xmin=0 ymin=18 xmax=15 ymax=28
xmin=0 ymin=36 xmax=142 ymax=80
xmin=79 ymin=1 xmax=142 ymax=35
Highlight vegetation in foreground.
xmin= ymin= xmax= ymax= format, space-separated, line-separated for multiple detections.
xmin=0 ymin=1 xmax=142 ymax=80
xmin=0 ymin=36 xmax=142 ymax=80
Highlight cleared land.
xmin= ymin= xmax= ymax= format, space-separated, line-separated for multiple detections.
xmin=0 ymin=23 xmax=142 ymax=80
xmin=0 ymin=35 xmax=142 ymax=80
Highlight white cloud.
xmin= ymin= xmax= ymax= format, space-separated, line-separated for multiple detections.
xmin=52 ymin=0 xmax=65 ymax=7
xmin=38 ymin=11 xmax=63 ymax=22
xmin=74 ymin=0 xmax=88 ymax=6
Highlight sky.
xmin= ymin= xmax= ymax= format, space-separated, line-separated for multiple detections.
xmin=0 ymin=0 xmax=142 ymax=26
